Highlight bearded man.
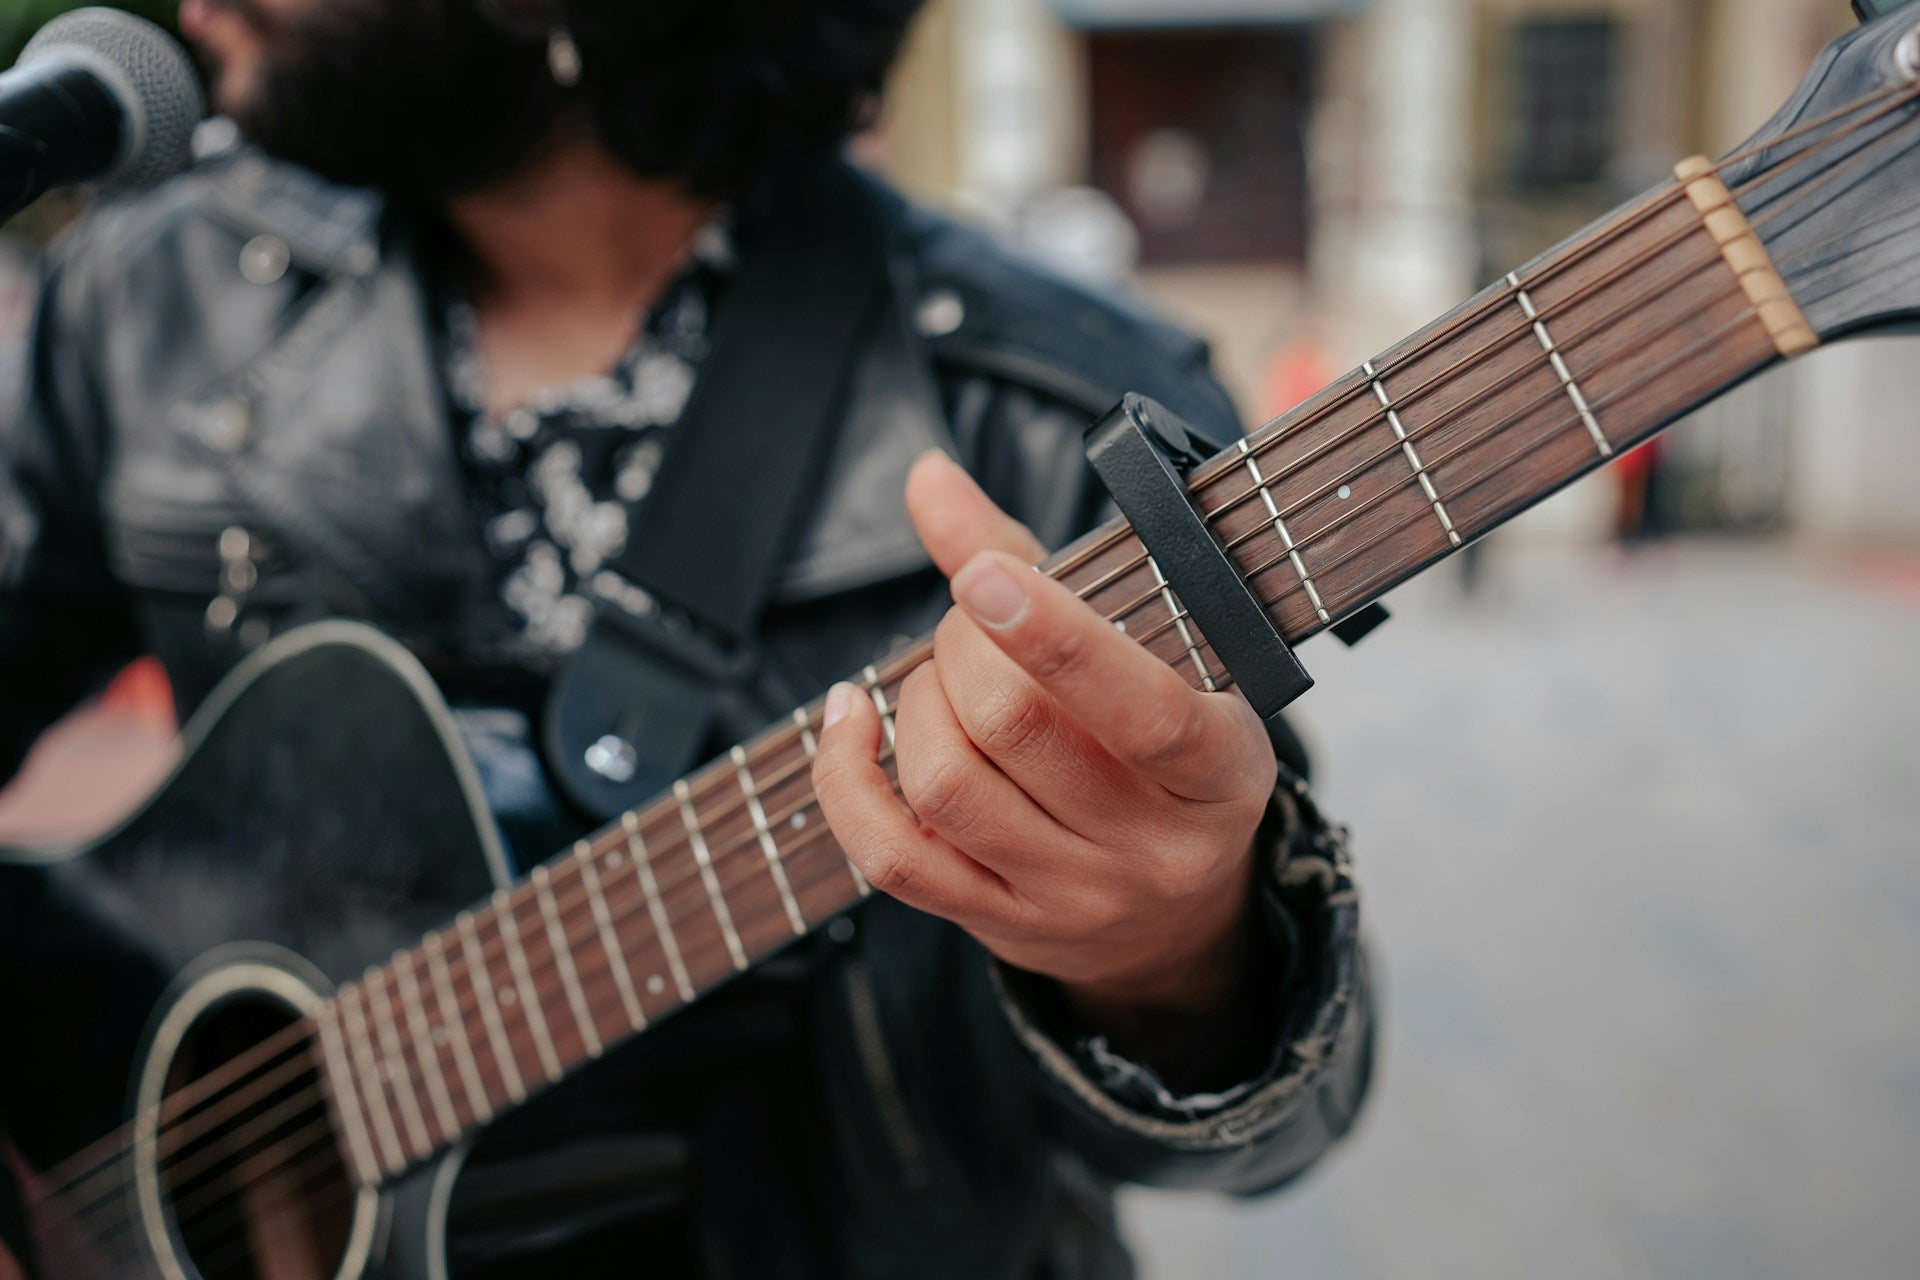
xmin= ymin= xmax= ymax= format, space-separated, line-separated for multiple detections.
xmin=0 ymin=1 xmax=1373 ymax=1275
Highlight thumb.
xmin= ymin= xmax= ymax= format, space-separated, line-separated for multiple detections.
xmin=905 ymin=450 xmax=1048 ymax=579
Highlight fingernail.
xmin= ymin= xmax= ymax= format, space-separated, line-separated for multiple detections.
xmin=954 ymin=557 xmax=1030 ymax=630
xmin=823 ymin=682 xmax=856 ymax=729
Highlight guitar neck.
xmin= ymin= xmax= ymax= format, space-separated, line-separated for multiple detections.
xmin=309 ymin=157 xmax=1804 ymax=1188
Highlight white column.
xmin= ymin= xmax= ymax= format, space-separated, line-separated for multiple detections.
xmin=1330 ymin=0 xmax=1477 ymax=354
xmin=951 ymin=0 xmax=1081 ymax=217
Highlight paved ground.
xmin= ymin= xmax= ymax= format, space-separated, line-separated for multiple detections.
xmin=1123 ymin=540 xmax=1920 ymax=1279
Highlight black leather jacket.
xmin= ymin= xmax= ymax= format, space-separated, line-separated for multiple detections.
xmin=0 ymin=149 xmax=1373 ymax=1278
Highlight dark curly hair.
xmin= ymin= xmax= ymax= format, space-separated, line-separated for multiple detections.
xmin=563 ymin=0 xmax=928 ymax=197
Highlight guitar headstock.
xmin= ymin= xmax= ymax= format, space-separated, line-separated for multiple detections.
xmin=1733 ymin=4 xmax=1920 ymax=341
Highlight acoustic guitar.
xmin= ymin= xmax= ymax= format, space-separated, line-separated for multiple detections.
xmin=8 ymin=7 xmax=1920 ymax=1277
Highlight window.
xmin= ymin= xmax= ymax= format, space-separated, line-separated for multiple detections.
xmin=1087 ymin=28 xmax=1314 ymax=265
xmin=1507 ymin=17 xmax=1620 ymax=191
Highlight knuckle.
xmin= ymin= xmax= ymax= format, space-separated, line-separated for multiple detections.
xmin=1162 ymin=843 xmax=1221 ymax=899
xmin=904 ymin=749 xmax=976 ymax=835
xmin=1023 ymin=624 xmax=1091 ymax=686
xmin=1083 ymin=885 xmax=1135 ymax=932
xmin=972 ymin=683 xmax=1053 ymax=760
xmin=1131 ymin=698 xmax=1212 ymax=772
xmin=855 ymin=837 xmax=917 ymax=897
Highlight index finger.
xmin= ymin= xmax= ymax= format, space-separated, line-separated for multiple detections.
xmin=947 ymin=550 xmax=1275 ymax=803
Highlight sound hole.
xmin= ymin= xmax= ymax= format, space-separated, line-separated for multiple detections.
xmin=155 ymin=994 xmax=355 ymax=1280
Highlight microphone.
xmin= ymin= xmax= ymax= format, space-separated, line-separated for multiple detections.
xmin=0 ymin=7 xmax=205 ymax=222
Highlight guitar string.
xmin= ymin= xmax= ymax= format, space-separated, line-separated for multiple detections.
xmin=1749 ymin=122 xmax=1920 ymax=292
xmin=1747 ymin=94 xmax=1920 ymax=234
xmin=22 ymin=78 xmax=1915 ymax=1261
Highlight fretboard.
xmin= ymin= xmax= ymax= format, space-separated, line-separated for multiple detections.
xmin=311 ymin=157 xmax=1803 ymax=1187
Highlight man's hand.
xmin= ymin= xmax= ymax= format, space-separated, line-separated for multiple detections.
xmin=813 ymin=452 xmax=1280 ymax=1070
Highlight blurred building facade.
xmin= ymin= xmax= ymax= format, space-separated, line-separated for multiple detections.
xmin=877 ymin=0 xmax=1920 ymax=545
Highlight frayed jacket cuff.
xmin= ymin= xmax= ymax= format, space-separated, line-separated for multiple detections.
xmin=989 ymin=774 xmax=1370 ymax=1186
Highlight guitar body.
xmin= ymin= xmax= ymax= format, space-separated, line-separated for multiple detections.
xmin=4 ymin=622 xmax=512 ymax=1279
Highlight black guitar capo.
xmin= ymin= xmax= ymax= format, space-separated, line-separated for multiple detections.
xmin=1085 ymin=394 xmax=1388 ymax=725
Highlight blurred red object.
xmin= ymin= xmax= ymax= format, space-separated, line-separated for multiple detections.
xmin=0 ymin=658 xmax=180 ymax=846
xmin=100 ymin=655 xmax=176 ymax=727
xmin=1261 ymin=337 xmax=1338 ymax=422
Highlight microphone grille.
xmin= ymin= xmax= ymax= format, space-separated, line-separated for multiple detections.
xmin=20 ymin=7 xmax=206 ymax=193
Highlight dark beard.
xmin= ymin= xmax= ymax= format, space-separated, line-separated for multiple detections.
xmin=209 ymin=0 xmax=567 ymax=203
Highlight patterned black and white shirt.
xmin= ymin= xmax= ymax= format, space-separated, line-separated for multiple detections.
xmin=441 ymin=222 xmax=735 ymax=668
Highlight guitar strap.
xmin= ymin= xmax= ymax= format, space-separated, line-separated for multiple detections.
xmin=545 ymin=152 xmax=890 ymax=820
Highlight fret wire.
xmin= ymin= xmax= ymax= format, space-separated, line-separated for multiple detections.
xmin=624 ymin=812 xmax=696 ymax=1002
xmin=423 ymin=928 xmax=495 ymax=1123
xmin=732 ymin=745 xmax=808 ymax=935
xmin=311 ymin=1005 xmax=382 ymax=1187
xmin=360 ymin=966 xmax=433 ymax=1161
xmin=1363 ymin=359 xmax=1463 ymax=547
xmin=793 ymin=705 xmax=869 ymax=895
xmin=493 ymin=889 xmax=564 ymax=1082
xmin=391 ymin=947 xmax=462 ymax=1142
xmin=862 ymin=664 xmax=898 ymax=751
xmin=1236 ymin=438 xmax=1329 ymax=624
xmin=533 ymin=864 xmax=603 ymax=1060
xmin=336 ymin=985 xmax=408 ymax=1175
xmin=1506 ymin=272 xmax=1612 ymax=457
xmin=457 ymin=910 xmax=527 ymax=1104
xmin=675 ymin=779 xmax=749 ymax=971
xmin=1146 ymin=556 xmax=1216 ymax=691
xmin=574 ymin=839 xmax=648 ymax=1032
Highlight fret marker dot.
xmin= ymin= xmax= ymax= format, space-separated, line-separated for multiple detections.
xmin=605 ymin=850 xmax=624 ymax=869
xmin=647 ymin=975 xmax=667 ymax=995
xmin=791 ymin=813 xmax=808 ymax=830
xmin=1337 ymin=485 xmax=1352 ymax=500
xmin=1114 ymin=620 xmax=1127 ymax=633
xmin=499 ymin=986 xmax=517 ymax=1006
